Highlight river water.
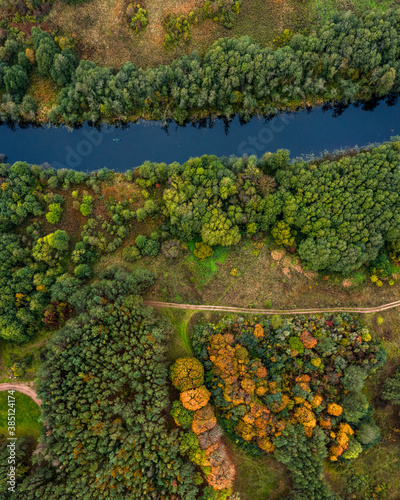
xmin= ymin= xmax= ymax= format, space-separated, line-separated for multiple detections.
xmin=0 ymin=96 xmax=399 ymax=171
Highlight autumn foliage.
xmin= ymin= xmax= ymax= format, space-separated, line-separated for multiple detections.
xmin=192 ymin=313 xmax=385 ymax=467
xmin=171 ymin=357 xmax=236 ymax=493
xmin=170 ymin=356 xmax=205 ymax=392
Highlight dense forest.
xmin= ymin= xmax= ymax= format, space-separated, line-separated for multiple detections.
xmin=1 ymin=141 xmax=400 ymax=343
xmin=0 ymin=8 xmax=400 ymax=123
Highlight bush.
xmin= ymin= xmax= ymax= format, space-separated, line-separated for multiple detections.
xmin=193 ymin=242 xmax=213 ymax=261
xmin=356 ymin=420 xmax=381 ymax=447
xmin=126 ymin=3 xmax=148 ymax=33
xmin=136 ymin=207 xmax=146 ymax=222
xmin=381 ymin=369 xmax=400 ymax=405
xmin=203 ymin=0 xmax=242 ymax=28
xmin=122 ymin=245 xmax=141 ymax=262
xmin=163 ymin=12 xmax=197 ymax=49
xmin=143 ymin=238 xmax=160 ymax=257
xmin=342 ymin=438 xmax=363 ymax=460
xmin=161 ymin=239 xmax=181 ymax=259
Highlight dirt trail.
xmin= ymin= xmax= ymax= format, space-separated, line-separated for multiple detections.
xmin=144 ymin=299 xmax=400 ymax=315
xmin=0 ymin=384 xmax=41 ymax=406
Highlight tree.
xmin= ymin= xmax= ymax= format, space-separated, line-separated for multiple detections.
xmin=74 ymin=264 xmax=93 ymax=279
xmin=3 ymin=64 xmax=28 ymax=101
xmin=35 ymin=37 xmax=60 ymax=77
xmin=45 ymin=203 xmax=63 ymax=224
xmin=50 ymin=49 xmax=78 ymax=86
xmin=171 ymin=357 xmax=205 ymax=392
xmin=341 ymin=365 xmax=367 ymax=392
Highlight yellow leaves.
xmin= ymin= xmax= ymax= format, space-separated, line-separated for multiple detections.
xmin=311 ymin=357 xmax=322 ymax=367
xmin=311 ymin=395 xmax=323 ymax=408
xmin=36 ymin=284 xmax=46 ymax=292
xmin=1 ymin=182 xmax=8 ymax=191
xmin=327 ymin=403 xmax=343 ymax=416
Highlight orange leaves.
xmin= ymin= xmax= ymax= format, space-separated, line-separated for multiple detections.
xmin=327 ymin=403 xmax=343 ymax=416
xmin=170 ymin=357 xmax=204 ymax=392
xmin=240 ymin=377 xmax=256 ymax=395
xmin=319 ymin=417 xmax=332 ymax=429
xmin=311 ymin=395 xmax=323 ymax=408
xmin=181 ymin=386 xmax=211 ymax=411
xmin=300 ymin=330 xmax=318 ymax=349
xmin=294 ymin=406 xmax=316 ymax=429
xmin=253 ymin=323 xmax=264 ymax=338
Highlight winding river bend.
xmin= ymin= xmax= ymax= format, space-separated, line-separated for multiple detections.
xmin=1 ymin=97 xmax=400 ymax=171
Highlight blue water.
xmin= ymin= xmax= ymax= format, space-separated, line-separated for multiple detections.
xmin=0 ymin=97 xmax=399 ymax=171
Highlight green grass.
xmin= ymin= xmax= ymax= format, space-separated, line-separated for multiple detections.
xmin=230 ymin=440 xmax=290 ymax=499
xmin=0 ymin=392 xmax=42 ymax=440
xmin=0 ymin=327 xmax=54 ymax=383
xmin=160 ymin=308 xmax=196 ymax=362
xmin=187 ymin=241 xmax=231 ymax=289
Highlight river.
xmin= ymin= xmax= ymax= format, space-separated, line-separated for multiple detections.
xmin=0 ymin=96 xmax=399 ymax=171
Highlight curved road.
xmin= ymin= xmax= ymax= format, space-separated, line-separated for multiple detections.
xmin=144 ymin=299 xmax=400 ymax=315
xmin=0 ymin=384 xmax=41 ymax=406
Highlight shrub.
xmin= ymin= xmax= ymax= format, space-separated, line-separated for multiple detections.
xmin=127 ymin=3 xmax=148 ymax=33
xmin=135 ymin=234 xmax=147 ymax=249
xmin=143 ymin=238 xmax=160 ymax=257
xmin=161 ymin=239 xmax=181 ymax=259
xmin=342 ymin=438 xmax=363 ymax=460
xmin=136 ymin=207 xmax=146 ymax=222
xmin=163 ymin=12 xmax=197 ymax=49
xmin=122 ymin=245 xmax=141 ymax=262
xmin=381 ymin=369 xmax=400 ymax=405
xmin=171 ymin=357 xmax=205 ymax=392
xmin=203 ymin=0 xmax=242 ymax=28
xmin=194 ymin=242 xmax=213 ymax=261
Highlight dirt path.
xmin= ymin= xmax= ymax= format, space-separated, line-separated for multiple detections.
xmin=0 ymin=384 xmax=41 ymax=406
xmin=144 ymin=299 xmax=400 ymax=315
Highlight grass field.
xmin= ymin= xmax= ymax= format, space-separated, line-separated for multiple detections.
xmin=0 ymin=392 xmax=42 ymax=440
xmin=43 ymin=0 xmax=400 ymax=69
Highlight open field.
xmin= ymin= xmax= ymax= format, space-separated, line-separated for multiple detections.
xmin=41 ymin=0 xmax=400 ymax=69
xmin=0 ymin=391 xmax=42 ymax=440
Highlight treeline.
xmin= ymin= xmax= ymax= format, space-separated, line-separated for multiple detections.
xmin=11 ymin=268 xmax=199 ymax=499
xmin=137 ymin=141 xmax=400 ymax=274
xmin=1 ymin=9 xmax=400 ymax=123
